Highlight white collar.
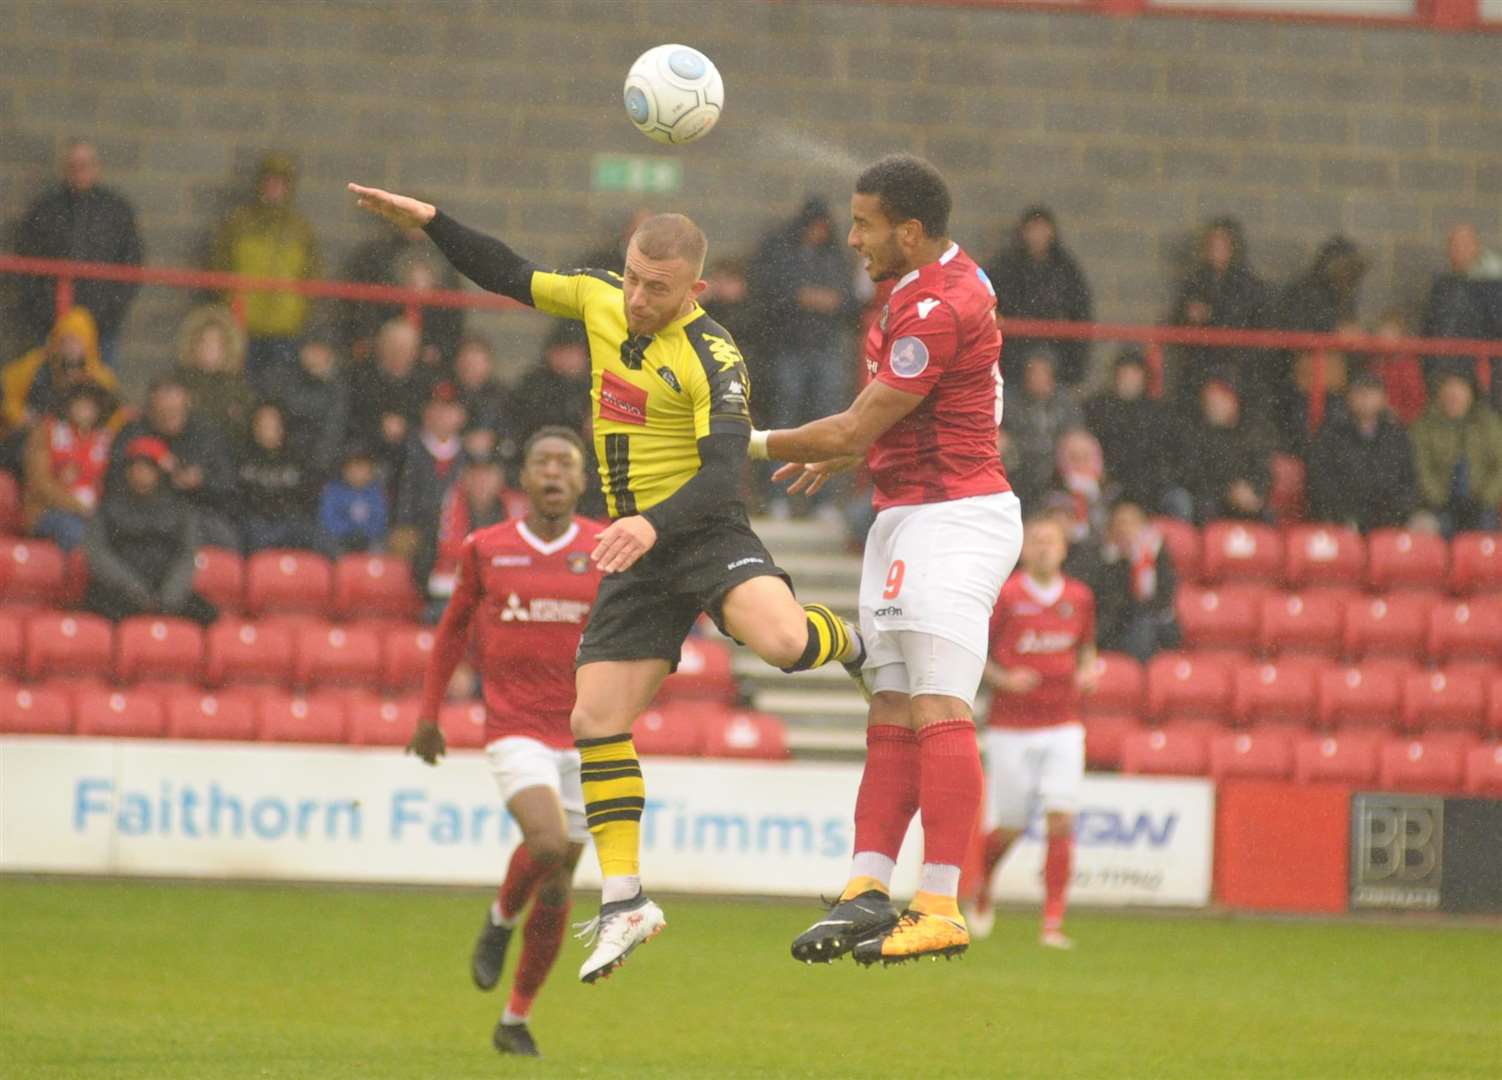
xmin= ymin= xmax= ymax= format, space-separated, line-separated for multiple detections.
xmin=1020 ymin=573 xmax=1065 ymax=607
xmin=891 ymin=243 xmax=960 ymax=295
xmin=516 ymin=519 xmax=579 ymax=556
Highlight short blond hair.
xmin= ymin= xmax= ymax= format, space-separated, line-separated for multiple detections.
xmin=630 ymin=213 xmax=707 ymax=277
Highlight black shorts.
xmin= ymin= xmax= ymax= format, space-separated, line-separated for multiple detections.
xmin=576 ymin=507 xmax=791 ymax=671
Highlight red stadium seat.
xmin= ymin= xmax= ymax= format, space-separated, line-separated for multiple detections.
xmin=1146 ymin=652 xmax=1233 ymax=724
xmin=1342 ymin=591 xmax=1439 ymax=659
xmin=1463 ymin=743 xmax=1502 ymax=797
xmin=165 ymin=689 xmax=259 ymax=741
xmin=257 ymin=692 xmax=347 ymax=744
xmin=381 ymin=624 xmax=435 ymax=694
xmin=1152 ymin=517 xmax=1201 ymax=583
xmin=332 ymin=554 xmax=420 ymax=621
xmin=1379 ymin=736 xmax=1467 ymax=793
xmin=0 ymin=609 xmax=22 ymax=673
xmin=439 ymin=700 xmax=488 ymax=749
xmin=1426 ymin=597 xmax=1502 ymax=665
xmin=1401 ymin=668 xmax=1486 ymax=737
xmin=1294 ymin=732 xmax=1380 ymax=785
xmin=204 ymin=619 xmax=295 ymax=688
xmin=1084 ymin=652 xmax=1144 ymax=717
xmin=0 ymin=538 xmax=66 ymax=606
xmin=1367 ymin=529 xmax=1448 ymax=592
xmin=348 ymin=695 xmax=423 ymax=747
xmin=1488 ymin=675 xmax=1502 ymax=738
xmin=0 ymin=683 xmax=72 ymax=735
xmin=60 ymin=549 xmax=88 ymax=607
xmin=192 ymin=547 xmax=244 ymax=613
xmin=23 ymin=612 xmax=113 ymax=681
xmin=1232 ymin=658 xmax=1321 ymax=730
xmin=292 ymin=622 xmax=383 ymax=691
xmin=1209 ymin=729 xmax=1294 ymax=781
xmin=701 ymin=708 xmax=789 ymax=760
xmin=1121 ymin=727 xmax=1208 ymax=777
xmin=1283 ymin=525 xmax=1366 ymax=591
xmin=1175 ymin=584 xmax=1266 ymax=652
xmin=1449 ymin=532 xmax=1502 ymax=595
xmin=1257 ymin=590 xmax=1348 ymax=658
xmin=0 ymin=471 xmax=20 ymax=535
xmin=1316 ymin=661 xmax=1413 ymax=732
xmin=73 ymin=686 xmax=166 ymax=739
xmin=114 ymin=616 xmax=205 ymax=684
xmin=659 ymin=636 xmax=737 ymax=703
xmin=244 ymin=549 xmax=333 ymax=616
xmin=1082 ymin=714 xmax=1141 ymax=770
xmin=1201 ymin=522 xmax=1283 ymax=585
xmin=633 ymin=703 xmax=703 ymax=757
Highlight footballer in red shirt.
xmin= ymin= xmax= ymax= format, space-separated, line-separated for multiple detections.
xmin=754 ymin=156 xmax=1023 ymax=965
xmin=407 ymin=426 xmax=604 ymax=1058
xmin=971 ymin=515 xmax=1098 ymax=949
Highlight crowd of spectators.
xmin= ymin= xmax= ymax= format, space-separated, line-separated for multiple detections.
xmin=3 ymin=142 xmax=1501 ymax=658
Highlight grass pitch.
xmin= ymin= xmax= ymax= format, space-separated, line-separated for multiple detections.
xmin=1 ymin=878 xmax=1497 ymax=1080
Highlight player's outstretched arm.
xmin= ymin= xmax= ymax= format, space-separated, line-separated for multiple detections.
xmin=754 ymin=379 xmax=923 ymax=465
xmin=347 ymin=181 xmax=539 ymax=306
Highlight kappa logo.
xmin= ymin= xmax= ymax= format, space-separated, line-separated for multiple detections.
xmin=916 ymin=298 xmax=941 ymax=319
xmin=879 ymin=305 xmax=889 ymax=331
xmin=700 ymin=332 xmax=744 ymax=371
xmin=727 ymin=556 xmax=764 ymax=571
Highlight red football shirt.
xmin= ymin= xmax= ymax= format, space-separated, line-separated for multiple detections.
xmin=420 ymin=517 xmax=605 ymax=747
xmin=986 ymin=573 xmax=1095 ymax=730
xmin=864 ymin=243 xmax=1010 ymax=511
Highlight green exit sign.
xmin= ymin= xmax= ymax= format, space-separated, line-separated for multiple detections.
xmin=592 ymin=154 xmax=682 ymax=194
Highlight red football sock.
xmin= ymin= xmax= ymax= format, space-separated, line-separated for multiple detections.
xmin=497 ymin=845 xmax=547 ymax=924
xmin=851 ymin=724 xmax=920 ymax=862
xmin=917 ymin=719 xmax=984 ymax=873
xmin=1043 ymin=833 xmax=1074 ymax=931
xmin=507 ymin=897 xmax=570 ymax=1018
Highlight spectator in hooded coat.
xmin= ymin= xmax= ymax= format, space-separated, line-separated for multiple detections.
xmin=1084 ymin=348 xmax=1190 ymax=519
xmin=1306 ymin=370 xmax=1419 ymax=533
xmin=1170 ymin=217 xmax=1269 ymax=410
xmin=988 ymin=205 xmax=1093 ymax=387
xmin=1181 ymin=378 xmax=1272 ymax=524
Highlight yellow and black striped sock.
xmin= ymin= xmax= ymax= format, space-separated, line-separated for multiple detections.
xmin=577 ymin=733 xmax=646 ymax=880
xmin=782 ymin=602 xmax=862 ymax=672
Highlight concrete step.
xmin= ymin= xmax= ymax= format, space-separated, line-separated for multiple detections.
xmin=750 ymin=686 xmax=871 ymax=722
xmin=773 ymin=552 xmax=863 ymax=591
xmin=750 ymin=515 xmax=852 ymax=558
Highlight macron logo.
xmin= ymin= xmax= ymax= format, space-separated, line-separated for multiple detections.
xmin=916 ymin=299 xmax=941 ymax=319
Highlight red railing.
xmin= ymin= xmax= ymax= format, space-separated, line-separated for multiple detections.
xmin=3 ymin=253 xmax=1499 ymax=430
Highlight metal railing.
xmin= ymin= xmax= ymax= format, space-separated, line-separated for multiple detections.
xmin=3 ymin=252 xmax=1499 ymax=429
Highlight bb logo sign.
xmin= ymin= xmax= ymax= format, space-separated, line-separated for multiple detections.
xmin=1351 ymin=794 xmax=1444 ymax=910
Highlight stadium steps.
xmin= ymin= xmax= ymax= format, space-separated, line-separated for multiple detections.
xmin=737 ymin=516 xmax=868 ymax=758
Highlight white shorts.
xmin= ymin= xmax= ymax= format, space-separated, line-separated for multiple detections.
xmin=485 ymin=735 xmax=589 ymax=844
xmin=983 ymin=723 xmax=1085 ymax=831
xmin=860 ymin=491 xmax=1022 ymax=700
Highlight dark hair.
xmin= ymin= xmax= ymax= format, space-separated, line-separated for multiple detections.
xmin=854 ymin=154 xmax=951 ymax=238
xmin=523 ymin=425 xmax=586 ymax=462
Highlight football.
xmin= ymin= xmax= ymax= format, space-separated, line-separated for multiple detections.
xmin=623 ymin=44 xmax=723 ymax=145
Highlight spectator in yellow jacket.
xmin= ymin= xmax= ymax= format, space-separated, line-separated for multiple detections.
xmin=211 ymin=152 xmax=322 ymax=379
xmin=1 ymin=306 xmax=121 ymax=435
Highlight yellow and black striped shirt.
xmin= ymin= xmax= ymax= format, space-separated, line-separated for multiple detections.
xmin=530 ymin=268 xmax=753 ymax=519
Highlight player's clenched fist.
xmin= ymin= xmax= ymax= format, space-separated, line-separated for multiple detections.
xmin=591 ymin=515 xmax=658 ymax=574
xmin=347 ymin=182 xmax=436 ymax=229
xmin=406 ymin=718 xmax=446 ymax=765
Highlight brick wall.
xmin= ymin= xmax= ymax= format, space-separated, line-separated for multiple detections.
xmin=2 ymin=0 xmax=1498 ymax=389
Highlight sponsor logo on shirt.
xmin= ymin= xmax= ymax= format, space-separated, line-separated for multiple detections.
xmin=874 ymin=605 xmax=903 ymax=617
xmin=656 ymin=366 xmax=682 ymax=393
xmin=888 ymin=336 xmax=930 ymax=378
xmin=600 ymin=370 xmax=649 ymax=426
xmin=491 ymin=555 xmax=532 ymax=567
xmin=1015 ymin=628 xmax=1078 ymax=654
xmin=499 ymin=592 xmax=591 ymax=624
